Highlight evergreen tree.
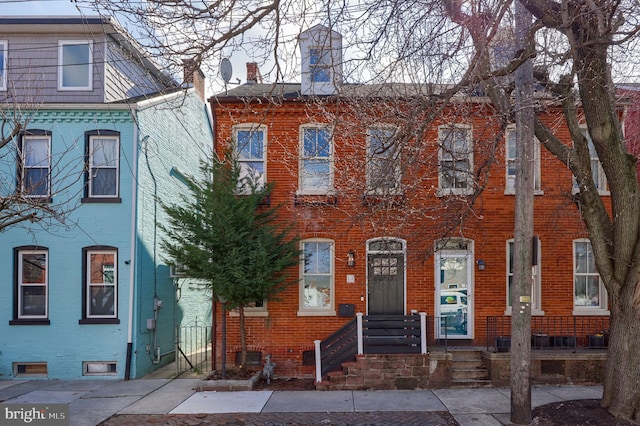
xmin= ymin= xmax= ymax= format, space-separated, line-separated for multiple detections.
xmin=161 ymin=152 xmax=300 ymax=373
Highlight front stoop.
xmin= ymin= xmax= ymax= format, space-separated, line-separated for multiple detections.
xmin=316 ymin=353 xmax=451 ymax=391
xmin=450 ymin=349 xmax=491 ymax=388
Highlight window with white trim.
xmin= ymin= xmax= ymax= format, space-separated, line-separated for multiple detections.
xmin=234 ymin=124 xmax=266 ymax=192
xmin=310 ymin=48 xmax=331 ymax=82
xmin=88 ymin=133 xmax=120 ymax=199
xmin=438 ymin=124 xmax=473 ymax=194
xmin=299 ymin=239 xmax=334 ymax=314
xmin=573 ymin=239 xmax=609 ymax=314
xmin=367 ymin=127 xmax=401 ymax=194
xmin=16 ymin=248 xmax=48 ymax=320
xmin=0 ymin=40 xmax=7 ymax=91
xmin=506 ymin=239 xmax=544 ymax=315
xmin=300 ymin=126 xmax=333 ymax=194
xmin=505 ymin=126 xmax=541 ymax=194
xmin=19 ymin=132 xmax=51 ymax=198
xmin=58 ymin=40 xmax=93 ymax=90
xmin=85 ymin=248 xmax=117 ymax=319
xmin=573 ymin=128 xmax=608 ymax=194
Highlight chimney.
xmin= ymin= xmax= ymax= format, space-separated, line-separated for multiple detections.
xmin=183 ymin=59 xmax=206 ymax=101
xmin=246 ymin=62 xmax=262 ymax=84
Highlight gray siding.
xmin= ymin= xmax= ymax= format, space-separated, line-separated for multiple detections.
xmin=0 ymin=33 xmax=106 ymax=104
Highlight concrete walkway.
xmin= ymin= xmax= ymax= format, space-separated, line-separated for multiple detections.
xmin=0 ymin=377 xmax=602 ymax=426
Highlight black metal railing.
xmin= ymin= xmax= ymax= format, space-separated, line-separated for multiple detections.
xmin=486 ymin=315 xmax=610 ymax=352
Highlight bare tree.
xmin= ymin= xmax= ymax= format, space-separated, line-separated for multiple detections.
xmin=0 ymin=94 xmax=83 ymax=233
xmin=87 ymin=0 xmax=640 ymax=420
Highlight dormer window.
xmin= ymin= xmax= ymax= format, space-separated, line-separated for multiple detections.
xmin=58 ymin=40 xmax=93 ymax=91
xmin=310 ymin=48 xmax=331 ymax=83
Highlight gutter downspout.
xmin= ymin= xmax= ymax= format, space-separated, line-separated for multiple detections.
xmin=125 ymin=110 xmax=139 ymax=380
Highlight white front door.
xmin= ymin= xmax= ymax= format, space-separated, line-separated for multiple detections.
xmin=435 ymin=240 xmax=473 ymax=339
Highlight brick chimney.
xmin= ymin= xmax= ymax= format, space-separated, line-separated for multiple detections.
xmin=246 ymin=62 xmax=262 ymax=84
xmin=183 ymin=59 xmax=206 ymax=101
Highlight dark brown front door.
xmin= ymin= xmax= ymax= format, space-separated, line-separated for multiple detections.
xmin=367 ymin=253 xmax=404 ymax=315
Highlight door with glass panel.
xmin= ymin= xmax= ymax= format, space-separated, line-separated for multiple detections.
xmin=367 ymin=239 xmax=405 ymax=315
xmin=435 ymin=239 xmax=473 ymax=338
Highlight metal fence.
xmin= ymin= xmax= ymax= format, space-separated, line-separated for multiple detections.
xmin=486 ymin=315 xmax=610 ymax=352
xmin=175 ymin=323 xmax=212 ymax=376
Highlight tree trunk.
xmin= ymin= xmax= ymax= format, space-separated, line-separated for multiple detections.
xmin=601 ymin=290 xmax=640 ymax=421
xmin=239 ymin=306 xmax=248 ymax=374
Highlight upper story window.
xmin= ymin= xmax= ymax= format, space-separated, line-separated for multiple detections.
xmin=299 ymin=125 xmax=333 ymax=194
xmin=309 ymin=48 xmax=331 ymax=83
xmin=0 ymin=40 xmax=7 ymax=91
xmin=84 ymin=131 xmax=120 ymax=202
xmin=58 ymin=40 xmax=93 ymax=91
xmin=573 ymin=128 xmax=608 ymax=195
xmin=573 ymin=239 xmax=609 ymax=315
xmin=505 ymin=126 xmax=542 ymax=194
xmin=81 ymin=246 xmax=119 ymax=323
xmin=13 ymin=247 xmax=49 ymax=323
xmin=18 ymin=131 xmax=51 ymax=199
xmin=234 ymin=124 xmax=266 ymax=192
xmin=506 ymin=239 xmax=544 ymax=315
xmin=367 ymin=127 xmax=401 ymax=194
xmin=299 ymin=239 xmax=334 ymax=316
xmin=438 ymin=124 xmax=473 ymax=195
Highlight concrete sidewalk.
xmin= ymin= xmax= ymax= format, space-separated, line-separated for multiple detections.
xmin=0 ymin=378 xmax=603 ymax=426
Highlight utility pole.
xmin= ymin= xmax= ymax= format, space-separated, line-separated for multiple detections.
xmin=511 ymin=1 xmax=535 ymax=424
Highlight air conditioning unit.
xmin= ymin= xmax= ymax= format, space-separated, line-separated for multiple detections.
xmin=169 ymin=262 xmax=188 ymax=277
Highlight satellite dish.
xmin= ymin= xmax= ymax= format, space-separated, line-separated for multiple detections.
xmin=220 ymin=58 xmax=233 ymax=84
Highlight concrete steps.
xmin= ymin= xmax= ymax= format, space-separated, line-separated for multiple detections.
xmin=450 ymin=349 xmax=491 ymax=388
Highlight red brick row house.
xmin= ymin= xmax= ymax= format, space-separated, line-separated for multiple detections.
xmin=208 ymin=25 xmax=621 ymax=380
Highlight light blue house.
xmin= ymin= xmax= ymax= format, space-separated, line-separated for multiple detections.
xmin=0 ymin=16 xmax=212 ymax=380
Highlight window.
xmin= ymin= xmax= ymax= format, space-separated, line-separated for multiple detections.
xmin=19 ymin=131 xmax=51 ymax=199
xmin=573 ymin=239 xmax=609 ymax=314
xmin=506 ymin=239 xmax=543 ymax=315
xmin=234 ymin=124 xmax=266 ymax=192
xmin=310 ymin=48 xmax=331 ymax=82
xmin=83 ymin=131 xmax=120 ymax=201
xmin=13 ymin=247 xmax=49 ymax=322
xmin=367 ymin=127 xmax=401 ymax=194
xmin=573 ymin=128 xmax=608 ymax=194
xmin=0 ymin=40 xmax=7 ymax=91
xmin=81 ymin=246 xmax=119 ymax=323
xmin=300 ymin=126 xmax=333 ymax=194
xmin=58 ymin=40 xmax=92 ymax=90
xmin=438 ymin=125 xmax=473 ymax=194
xmin=505 ymin=126 xmax=541 ymax=194
xmin=299 ymin=240 xmax=334 ymax=315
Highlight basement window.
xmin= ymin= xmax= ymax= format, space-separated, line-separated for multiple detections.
xmin=14 ymin=362 xmax=48 ymax=378
xmin=83 ymin=361 xmax=117 ymax=376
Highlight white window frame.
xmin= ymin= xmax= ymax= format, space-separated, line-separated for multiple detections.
xmin=233 ymin=124 xmax=267 ymax=193
xmin=0 ymin=40 xmax=7 ymax=91
xmin=573 ymin=239 xmax=609 ymax=315
xmin=505 ymin=239 xmax=544 ymax=316
xmin=573 ymin=127 xmax=609 ymax=195
xmin=367 ymin=126 xmax=401 ymax=195
xmin=18 ymin=250 xmax=48 ymax=319
xmin=438 ymin=124 xmax=474 ymax=195
xmin=86 ymin=249 xmax=117 ymax=319
xmin=21 ymin=134 xmax=51 ymax=198
xmin=298 ymin=239 xmax=335 ymax=316
xmin=505 ymin=126 xmax=542 ymax=194
xmin=299 ymin=125 xmax=333 ymax=195
xmin=89 ymin=135 xmax=120 ymax=198
xmin=58 ymin=40 xmax=93 ymax=91
xmin=309 ymin=47 xmax=331 ymax=83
